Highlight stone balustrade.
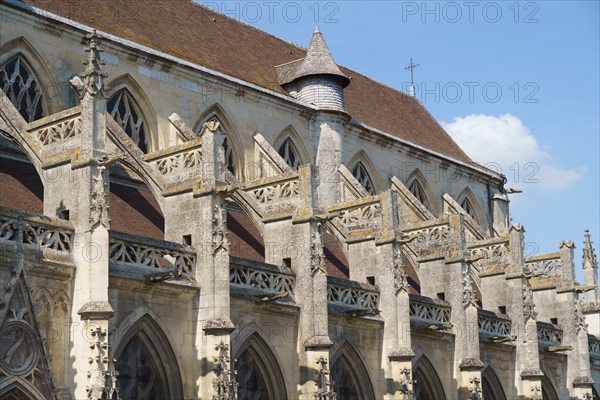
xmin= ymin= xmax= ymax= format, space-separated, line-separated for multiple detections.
xmin=537 ymin=321 xmax=563 ymax=347
xmin=478 ymin=309 xmax=512 ymax=340
xmin=109 ymin=231 xmax=195 ymax=277
xmin=526 ymin=253 xmax=562 ymax=288
xmin=327 ymin=276 xmax=379 ymax=312
xmin=27 ymin=106 xmax=82 ymax=150
xmin=328 ymin=196 xmax=382 ymax=242
xmin=229 ymin=257 xmax=295 ymax=298
xmin=240 ymin=170 xmax=301 ymax=220
xmin=468 ymin=236 xmax=510 ymax=276
xmin=0 ymin=206 xmax=74 ymax=263
xmin=143 ymin=137 xmax=203 ymax=184
xmin=409 ymin=294 xmax=452 ymax=327
xmin=404 ymin=217 xmax=452 ymax=261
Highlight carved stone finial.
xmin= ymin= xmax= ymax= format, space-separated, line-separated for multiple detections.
xmin=89 ymin=165 xmax=110 ymax=230
xmin=310 ymin=225 xmax=326 ymax=276
xmin=314 ymin=356 xmax=337 ymax=400
xmin=583 ymin=229 xmax=597 ymax=270
xmin=529 ymin=385 xmax=542 ymax=400
xmin=80 ymin=29 xmax=108 ymax=98
xmin=574 ymin=296 xmax=588 ymax=333
xmin=393 ymin=246 xmax=408 ymax=295
xmin=462 ymin=265 xmax=477 ymax=308
xmin=86 ymin=324 xmax=120 ymax=400
xmin=212 ymin=206 xmax=229 ymax=254
xmin=212 ymin=341 xmax=238 ymax=400
xmin=523 ymin=281 xmax=537 ymax=322
xmin=468 ymin=377 xmax=482 ymax=400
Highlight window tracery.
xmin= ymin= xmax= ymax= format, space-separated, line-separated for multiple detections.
xmin=409 ymin=179 xmax=429 ymax=209
xmin=331 ymin=355 xmax=360 ymax=400
xmin=278 ymin=138 xmax=300 ymax=169
xmin=352 ymin=162 xmax=375 ymax=195
xmin=116 ymin=333 xmax=167 ymax=400
xmin=236 ymin=348 xmax=270 ymax=400
xmin=460 ymin=197 xmax=475 ymax=219
xmin=107 ymin=89 xmax=149 ymax=153
xmin=0 ymin=55 xmax=45 ymax=122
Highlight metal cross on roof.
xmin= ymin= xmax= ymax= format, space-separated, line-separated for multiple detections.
xmin=404 ymin=57 xmax=420 ymax=97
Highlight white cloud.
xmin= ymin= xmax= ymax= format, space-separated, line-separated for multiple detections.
xmin=442 ymin=114 xmax=585 ymax=190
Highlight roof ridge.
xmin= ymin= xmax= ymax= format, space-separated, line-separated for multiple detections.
xmin=188 ymin=0 xmax=309 ymax=51
xmin=191 ymin=1 xmax=420 ymax=106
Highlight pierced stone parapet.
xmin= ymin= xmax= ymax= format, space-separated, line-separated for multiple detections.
xmin=468 ymin=236 xmax=510 ymax=276
xmin=0 ymin=206 xmax=74 ymax=263
xmin=477 ymin=309 xmax=512 ymax=341
xmin=404 ymin=218 xmax=452 ymax=261
xmin=326 ymin=276 xmax=379 ymax=312
xmin=143 ymin=137 xmax=203 ymax=184
xmin=108 ymin=231 xmax=195 ymax=277
xmin=525 ymin=253 xmax=562 ymax=288
xmin=229 ymin=257 xmax=295 ymax=298
xmin=239 ymin=171 xmax=301 ymax=221
xmin=409 ymin=294 xmax=452 ymax=328
xmin=327 ymin=196 xmax=382 ymax=242
xmin=537 ymin=321 xmax=563 ymax=347
xmin=27 ymin=106 xmax=82 ymax=151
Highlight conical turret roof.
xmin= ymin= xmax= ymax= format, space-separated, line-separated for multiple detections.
xmin=276 ymin=27 xmax=349 ymax=87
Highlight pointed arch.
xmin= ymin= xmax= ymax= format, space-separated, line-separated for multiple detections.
xmin=482 ymin=365 xmax=506 ymax=400
xmin=232 ymin=330 xmax=288 ymax=400
xmin=0 ymin=377 xmax=47 ymax=400
xmin=412 ymin=354 xmax=446 ymax=400
xmin=106 ymin=75 xmax=157 ymax=153
xmin=273 ymin=125 xmax=310 ymax=169
xmin=540 ymin=373 xmax=559 ymax=400
xmin=347 ymin=151 xmax=382 ymax=195
xmin=0 ymin=36 xmax=63 ymax=116
xmin=194 ymin=103 xmax=243 ymax=180
xmin=456 ymin=187 xmax=486 ymax=228
xmin=405 ymin=169 xmax=437 ymax=214
xmin=330 ymin=342 xmax=375 ymax=400
xmin=114 ymin=309 xmax=183 ymax=400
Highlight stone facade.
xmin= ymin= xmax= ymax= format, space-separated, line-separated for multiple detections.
xmin=0 ymin=1 xmax=598 ymax=400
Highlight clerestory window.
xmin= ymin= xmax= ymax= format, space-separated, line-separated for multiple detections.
xmin=352 ymin=162 xmax=375 ymax=195
xmin=0 ymin=55 xmax=45 ymax=122
xmin=107 ymin=89 xmax=149 ymax=153
xmin=278 ymin=138 xmax=300 ymax=169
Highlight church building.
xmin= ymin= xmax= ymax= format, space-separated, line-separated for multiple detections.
xmin=0 ymin=0 xmax=598 ymax=399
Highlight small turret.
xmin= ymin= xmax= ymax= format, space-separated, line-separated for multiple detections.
xmin=276 ymin=27 xmax=350 ymax=111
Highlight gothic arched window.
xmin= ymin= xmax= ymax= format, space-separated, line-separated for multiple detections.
xmin=278 ymin=138 xmax=300 ymax=169
xmin=409 ymin=179 xmax=430 ymax=209
xmin=460 ymin=197 xmax=475 ymax=219
xmin=222 ymin=135 xmax=235 ymax=175
xmin=236 ymin=348 xmax=270 ymax=400
xmin=234 ymin=334 xmax=287 ymax=400
xmin=116 ymin=332 xmax=168 ymax=400
xmin=413 ymin=356 xmax=446 ymax=400
xmin=108 ymin=89 xmax=149 ymax=153
xmin=331 ymin=355 xmax=360 ymax=400
xmin=352 ymin=162 xmax=375 ymax=195
xmin=482 ymin=367 xmax=507 ymax=400
xmin=0 ymin=55 xmax=45 ymax=122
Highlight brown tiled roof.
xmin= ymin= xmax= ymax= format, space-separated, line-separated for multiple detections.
xmin=16 ymin=0 xmax=473 ymax=164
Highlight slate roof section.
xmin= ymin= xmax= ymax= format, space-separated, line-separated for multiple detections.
xmin=12 ymin=0 xmax=476 ymax=165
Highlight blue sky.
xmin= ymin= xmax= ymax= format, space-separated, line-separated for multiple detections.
xmin=198 ymin=1 xmax=599 ymax=281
